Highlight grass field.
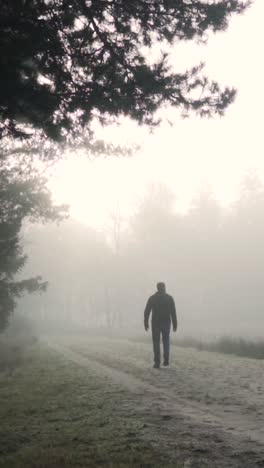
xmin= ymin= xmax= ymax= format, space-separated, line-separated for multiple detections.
xmin=1 ymin=334 xmax=264 ymax=468
xmin=0 ymin=340 xmax=184 ymax=468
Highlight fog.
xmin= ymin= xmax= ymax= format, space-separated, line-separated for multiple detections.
xmin=18 ymin=171 xmax=264 ymax=340
xmin=3 ymin=3 xmax=264 ymax=467
xmin=13 ymin=0 xmax=264 ymax=342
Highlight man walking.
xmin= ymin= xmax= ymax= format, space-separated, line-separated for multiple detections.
xmin=144 ymin=282 xmax=177 ymax=368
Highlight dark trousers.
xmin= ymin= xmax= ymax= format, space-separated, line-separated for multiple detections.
xmin=152 ymin=325 xmax=170 ymax=365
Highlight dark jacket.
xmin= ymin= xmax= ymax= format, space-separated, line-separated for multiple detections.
xmin=144 ymin=292 xmax=177 ymax=330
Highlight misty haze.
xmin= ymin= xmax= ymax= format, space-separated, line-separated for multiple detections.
xmin=1 ymin=1 xmax=264 ymax=468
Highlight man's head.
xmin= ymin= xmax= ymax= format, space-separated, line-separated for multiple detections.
xmin=157 ymin=282 xmax=166 ymax=293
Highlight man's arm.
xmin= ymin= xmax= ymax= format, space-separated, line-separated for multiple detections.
xmin=170 ymin=297 xmax=177 ymax=332
xmin=144 ymin=297 xmax=152 ymax=331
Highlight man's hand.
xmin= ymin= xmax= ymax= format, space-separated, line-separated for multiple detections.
xmin=144 ymin=324 xmax=149 ymax=332
xmin=173 ymin=325 xmax=177 ymax=332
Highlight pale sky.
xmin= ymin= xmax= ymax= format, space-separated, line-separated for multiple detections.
xmin=51 ymin=0 xmax=264 ymax=228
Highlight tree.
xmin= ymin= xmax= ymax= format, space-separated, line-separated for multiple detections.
xmin=19 ymin=219 xmax=113 ymax=330
xmin=0 ymin=157 xmax=67 ymax=332
xmin=1 ymin=0 xmax=248 ymax=142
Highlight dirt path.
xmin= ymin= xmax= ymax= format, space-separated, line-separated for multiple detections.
xmin=47 ymin=336 xmax=264 ymax=467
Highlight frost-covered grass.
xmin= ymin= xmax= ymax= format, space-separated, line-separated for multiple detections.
xmin=0 ymin=341 xmax=184 ymax=468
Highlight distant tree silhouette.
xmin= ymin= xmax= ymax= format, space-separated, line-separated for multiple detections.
xmin=1 ymin=0 xmax=248 ymax=143
xmin=235 ymin=170 xmax=264 ymax=224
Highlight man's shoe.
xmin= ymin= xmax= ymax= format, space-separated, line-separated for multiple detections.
xmin=163 ymin=360 xmax=169 ymax=367
xmin=153 ymin=363 xmax=160 ymax=369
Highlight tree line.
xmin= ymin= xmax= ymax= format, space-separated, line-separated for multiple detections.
xmin=18 ymin=173 xmax=264 ymax=338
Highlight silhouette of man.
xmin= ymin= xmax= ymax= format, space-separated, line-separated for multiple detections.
xmin=144 ymin=282 xmax=177 ymax=368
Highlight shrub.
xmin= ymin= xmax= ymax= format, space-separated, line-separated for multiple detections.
xmin=0 ymin=335 xmax=37 ymax=373
xmin=177 ymin=337 xmax=264 ymax=360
